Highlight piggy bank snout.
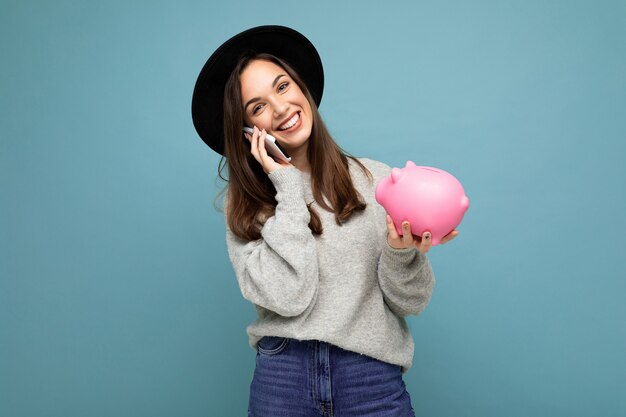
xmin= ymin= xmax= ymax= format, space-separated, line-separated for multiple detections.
xmin=461 ymin=195 xmax=470 ymax=211
xmin=374 ymin=178 xmax=390 ymax=205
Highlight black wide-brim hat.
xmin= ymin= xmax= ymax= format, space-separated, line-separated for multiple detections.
xmin=191 ymin=25 xmax=324 ymax=155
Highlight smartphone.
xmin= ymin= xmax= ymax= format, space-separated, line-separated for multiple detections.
xmin=242 ymin=127 xmax=291 ymax=163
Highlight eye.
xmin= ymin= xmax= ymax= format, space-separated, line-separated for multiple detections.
xmin=252 ymin=103 xmax=264 ymax=114
xmin=278 ymin=82 xmax=289 ymax=92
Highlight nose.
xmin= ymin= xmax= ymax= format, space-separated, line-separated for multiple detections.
xmin=272 ymin=98 xmax=289 ymax=118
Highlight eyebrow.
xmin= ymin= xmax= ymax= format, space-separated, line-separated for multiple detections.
xmin=244 ymin=74 xmax=287 ymax=112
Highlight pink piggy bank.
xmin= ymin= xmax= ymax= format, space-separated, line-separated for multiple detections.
xmin=375 ymin=161 xmax=469 ymax=246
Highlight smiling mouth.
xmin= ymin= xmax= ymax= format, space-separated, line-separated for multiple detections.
xmin=277 ymin=112 xmax=300 ymax=131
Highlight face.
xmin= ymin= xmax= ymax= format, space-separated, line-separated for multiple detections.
xmin=240 ymin=59 xmax=313 ymax=153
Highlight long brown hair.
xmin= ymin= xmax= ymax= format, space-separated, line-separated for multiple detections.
xmin=220 ymin=52 xmax=371 ymax=241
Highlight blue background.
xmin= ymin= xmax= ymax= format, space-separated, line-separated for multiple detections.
xmin=2 ymin=0 xmax=625 ymax=416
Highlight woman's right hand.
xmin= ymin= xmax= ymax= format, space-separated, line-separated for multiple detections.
xmin=244 ymin=126 xmax=291 ymax=174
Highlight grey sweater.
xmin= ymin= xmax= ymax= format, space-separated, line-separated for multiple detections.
xmin=225 ymin=158 xmax=435 ymax=373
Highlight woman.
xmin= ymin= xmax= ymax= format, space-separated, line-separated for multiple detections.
xmin=191 ymin=25 xmax=458 ymax=417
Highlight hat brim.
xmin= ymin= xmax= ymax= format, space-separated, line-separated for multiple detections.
xmin=191 ymin=25 xmax=324 ymax=155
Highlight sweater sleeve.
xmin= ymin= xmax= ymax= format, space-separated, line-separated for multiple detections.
xmin=377 ymin=244 xmax=435 ymax=317
xmin=361 ymin=158 xmax=436 ymax=318
xmin=225 ymin=167 xmax=319 ymax=317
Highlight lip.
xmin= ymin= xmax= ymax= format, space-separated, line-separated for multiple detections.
xmin=275 ymin=111 xmax=301 ymax=132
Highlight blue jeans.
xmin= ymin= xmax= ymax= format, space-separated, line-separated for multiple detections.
xmin=248 ymin=337 xmax=416 ymax=417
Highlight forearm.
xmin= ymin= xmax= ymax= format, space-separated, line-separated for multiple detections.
xmin=226 ymin=167 xmax=320 ymax=317
xmin=377 ymin=244 xmax=435 ymax=317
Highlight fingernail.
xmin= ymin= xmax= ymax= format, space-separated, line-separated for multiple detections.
xmin=402 ymin=222 xmax=409 ymax=228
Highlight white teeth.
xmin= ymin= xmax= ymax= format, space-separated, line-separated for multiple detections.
xmin=278 ymin=112 xmax=300 ymax=130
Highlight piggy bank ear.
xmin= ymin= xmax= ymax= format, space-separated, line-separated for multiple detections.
xmin=391 ymin=168 xmax=404 ymax=183
xmin=405 ymin=161 xmax=417 ymax=168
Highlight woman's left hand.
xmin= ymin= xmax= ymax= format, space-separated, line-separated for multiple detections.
xmin=386 ymin=215 xmax=459 ymax=254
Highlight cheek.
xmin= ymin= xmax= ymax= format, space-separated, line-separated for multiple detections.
xmin=246 ymin=111 xmax=269 ymax=129
xmin=257 ymin=115 xmax=273 ymax=131
xmin=304 ymin=104 xmax=314 ymax=126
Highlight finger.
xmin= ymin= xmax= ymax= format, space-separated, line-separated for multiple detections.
xmin=250 ymin=126 xmax=265 ymax=164
xmin=254 ymin=126 xmax=263 ymax=152
xmin=386 ymin=215 xmax=400 ymax=240
xmin=257 ymin=129 xmax=272 ymax=161
xmin=401 ymin=221 xmax=413 ymax=246
xmin=257 ymin=129 xmax=283 ymax=173
xmin=248 ymin=126 xmax=261 ymax=162
xmin=440 ymin=230 xmax=459 ymax=245
xmin=419 ymin=231 xmax=432 ymax=254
